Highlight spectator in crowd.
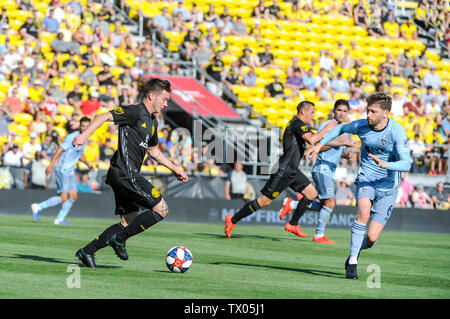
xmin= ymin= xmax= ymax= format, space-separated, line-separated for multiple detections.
xmin=257 ymin=44 xmax=276 ymax=68
xmin=99 ymin=137 xmax=115 ymax=165
xmin=436 ymin=102 xmax=450 ymax=142
xmin=24 ymin=150 xmax=48 ymax=190
xmin=319 ymin=50 xmax=334 ymax=74
xmin=183 ymin=29 xmax=199 ymax=61
xmin=437 ymin=87 xmax=449 ymax=107
xmin=286 ymin=67 xmax=304 ymax=92
xmin=40 ymin=8 xmax=60 ymax=34
xmin=354 ymin=5 xmax=368 ymax=28
xmin=403 ymin=94 xmax=424 ymax=116
xmin=77 ymin=170 xmax=93 ymax=193
xmin=22 ymin=132 xmax=42 ymax=164
xmin=421 ymin=85 xmax=436 ymax=106
xmin=19 ymin=16 xmax=39 ymax=41
xmin=243 ymin=67 xmax=257 ymax=87
xmin=430 ymin=181 xmax=449 ymax=210
xmin=81 ymin=91 xmax=101 ymax=117
xmin=408 ymin=68 xmax=424 ymax=90
xmin=390 ymin=92 xmax=406 ymax=117
xmin=239 ymin=46 xmax=261 ymax=68
xmin=3 ymin=143 xmax=25 ymax=167
xmin=409 ymin=133 xmax=427 ymax=173
xmin=224 ymin=61 xmax=242 ymax=91
xmin=302 ymin=68 xmax=317 ymax=91
xmin=253 ymin=0 xmax=270 ymax=19
xmin=232 ymin=15 xmax=247 ymax=36
xmin=335 ymin=179 xmax=355 ymax=206
xmin=396 ymin=172 xmax=414 ymax=208
xmin=265 ymin=75 xmax=285 ymax=98
xmin=189 ymin=3 xmax=204 ymax=25
xmin=331 ymin=72 xmax=350 ymax=95
xmin=205 ymin=56 xmax=225 ymax=97
xmin=423 ymin=65 xmax=442 ymax=90
xmin=412 ymin=184 xmax=433 ymax=209
xmin=51 ymin=32 xmax=81 ymax=54
xmin=225 ymin=162 xmax=250 ymax=201
xmin=172 ymin=0 xmax=191 ymax=22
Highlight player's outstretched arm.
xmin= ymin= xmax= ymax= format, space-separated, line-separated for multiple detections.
xmin=302 ymin=119 xmax=338 ymax=146
xmin=369 ymin=151 xmax=411 ymax=171
xmin=147 ymin=146 xmax=189 ymax=182
xmin=72 ymin=112 xmax=114 ymax=147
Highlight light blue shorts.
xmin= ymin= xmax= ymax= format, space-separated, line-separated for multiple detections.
xmin=55 ymin=170 xmax=77 ymax=194
xmin=356 ymin=180 xmax=398 ymax=225
xmin=312 ymin=171 xmax=335 ymax=200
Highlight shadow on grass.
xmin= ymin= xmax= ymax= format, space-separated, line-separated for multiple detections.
xmin=210 ymin=261 xmax=344 ymax=279
xmin=195 ymin=232 xmax=283 ymax=242
xmin=4 ymin=254 xmax=121 ymax=269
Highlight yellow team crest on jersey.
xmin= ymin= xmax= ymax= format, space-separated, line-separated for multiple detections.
xmin=152 ymin=187 xmax=160 ymax=198
xmin=141 ymin=122 xmax=147 ymax=128
xmin=113 ymin=107 xmax=124 ymax=114
xmin=301 ymin=125 xmax=308 ymax=132
xmin=272 ymin=191 xmax=280 ymax=198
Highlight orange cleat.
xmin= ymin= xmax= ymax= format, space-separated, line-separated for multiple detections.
xmin=225 ymin=214 xmax=235 ymax=238
xmin=279 ymin=197 xmax=293 ymax=220
xmin=284 ymin=222 xmax=307 ymax=238
xmin=313 ymin=235 xmax=336 ymax=244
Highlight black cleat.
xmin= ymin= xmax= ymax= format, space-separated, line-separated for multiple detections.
xmin=345 ymin=251 xmax=361 ymax=270
xmin=76 ymin=249 xmax=96 ymax=268
xmin=107 ymin=233 xmax=128 ymax=260
xmin=346 ymin=263 xmax=358 ymax=279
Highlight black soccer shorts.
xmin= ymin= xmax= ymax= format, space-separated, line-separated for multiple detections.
xmin=261 ymin=168 xmax=311 ymax=200
xmin=105 ymin=168 xmax=163 ymax=215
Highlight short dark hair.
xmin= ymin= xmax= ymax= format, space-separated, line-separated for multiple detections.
xmin=143 ymin=78 xmax=171 ymax=97
xmin=366 ymin=92 xmax=392 ymax=111
xmin=80 ymin=116 xmax=91 ymax=124
xmin=334 ymin=99 xmax=349 ymax=109
xmin=297 ymin=100 xmax=315 ymax=113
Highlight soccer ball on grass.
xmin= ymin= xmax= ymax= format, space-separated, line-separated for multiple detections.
xmin=165 ymin=246 xmax=193 ymax=273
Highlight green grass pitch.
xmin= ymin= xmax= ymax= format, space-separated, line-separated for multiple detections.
xmin=0 ymin=214 xmax=449 ymax=299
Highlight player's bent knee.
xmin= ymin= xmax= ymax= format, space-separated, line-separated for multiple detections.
xmin=153 ymin=199 xmax=169 ymax=218
xmin=303 ymin=184 xmax=318 ymax=201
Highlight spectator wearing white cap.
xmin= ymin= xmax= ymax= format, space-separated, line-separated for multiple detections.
xmin=3 ymin=143 xmax=25 ymax=167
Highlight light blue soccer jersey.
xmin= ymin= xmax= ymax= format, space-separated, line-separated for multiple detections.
xmin=321 ymin=119 xmax=411 ymax=191
xmin=311 ymin=120 xmax=347 ymax=178
xmin=54 ymin=131 xmax=87 ymax=173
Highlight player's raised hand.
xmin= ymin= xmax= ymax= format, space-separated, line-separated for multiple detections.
xmin=72 ymin=134 xmax=87 ymax=148
xmin=368 ymin=153 xmax=387 ymax=169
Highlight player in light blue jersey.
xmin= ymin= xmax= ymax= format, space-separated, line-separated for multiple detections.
xmin=280 ymin=100 xmax=359 ymax=244
xmin=31 ymin=117 xmax=93 ymax=225
xmin=305 ymin=92 xmax=411 ymax=279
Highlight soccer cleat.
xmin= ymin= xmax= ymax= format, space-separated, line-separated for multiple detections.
xmin=75 ymin=249 xmax=96 ymax=268
xmin=346 ymin=263 xmax=358 ymax=279
xmin=54 ymin=219 xmax=71 ymax=225
xmin=31 ymin=203 xmax=40 ymax=222
xmin=224 ymin=214 xmax=235 ymax=238
xmin=106 ymin=233 xmax=129 ymax=260
xmin=284 ymin=223 xmax=307 ymax=238
xmin=279 ymin=197 xmax=293 ymax=220
xmin=313 ymin=235 xmax=336 ymax=244
xmin=345 ymin=252 xmax=361 ymax=271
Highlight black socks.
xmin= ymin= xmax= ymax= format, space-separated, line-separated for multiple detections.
xmin=83 ymin=223 xmax=125 ymax=255
xmin=289 ymin=197 xmax=312 ymax=226
xmin=231 ymin=199 xmax=261 ymax=224
xmin=115 ymin=210 xmax=163 ymax=242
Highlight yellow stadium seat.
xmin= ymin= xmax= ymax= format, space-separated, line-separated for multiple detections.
xmin=8 ymin=123 xmax=28 ymax=136
xmin=13 ymin=113 xmax=33 ymax=126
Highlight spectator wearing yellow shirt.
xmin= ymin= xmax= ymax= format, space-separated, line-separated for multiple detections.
xmin=400 ymin=20 xmax=418 ymax=39
xmin=84 ymin=138 xmax=100 ymax=163
xmin=383 ymin=16 xmax=399 ymax=38
xmin=28 ymin=81 xmax=45 ymax=103
xmin=413 ymin=2 xmax=430 ymax=31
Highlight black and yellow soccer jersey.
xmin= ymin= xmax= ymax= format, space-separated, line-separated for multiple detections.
xmin=278 ymin=116 xmax=312 ymax=172
xmin=109 ymin=102 xmax=158 ymax=178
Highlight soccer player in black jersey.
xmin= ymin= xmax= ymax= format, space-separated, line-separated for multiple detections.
xmin=225 ymin=101 xmax=337 ymax=238
xmin=73 ymin=78 xmax=188 ymax=268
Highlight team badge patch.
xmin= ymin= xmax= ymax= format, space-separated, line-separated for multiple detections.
xmin=113 ymin=107 xmax=124 ymax=114
xmin=272 ymin=191 xmax=280 ymax=198
xmin=152 ymin=187 xmax=160 ymax=198
xmin=301 ymin=125 xmax=308 ymax=132
xmin=141 ymin=122 xmax=147 ymax=128
xmin=380 ymin=137 xmax=386 ymax=146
